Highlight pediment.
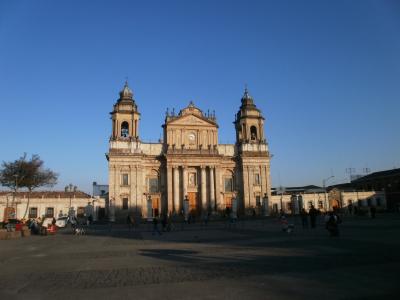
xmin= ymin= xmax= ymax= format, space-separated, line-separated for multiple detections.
xmin=168 ymin=114 xmax=216 ymax=127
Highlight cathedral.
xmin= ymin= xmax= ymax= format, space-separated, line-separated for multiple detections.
xmin=107 ymin=82 xmax=271 ymax=219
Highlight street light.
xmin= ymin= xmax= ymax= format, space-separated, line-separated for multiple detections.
xmin=323 ymin=176 xmax=334 ymax=211
xmin=277 ymin=186 xmax=285 ymax=213
xmin=65 ymin=184 xmax=77 ymax=209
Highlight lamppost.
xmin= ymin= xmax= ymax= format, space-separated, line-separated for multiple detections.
xmin=278 ymin=186 xmax=285 ymax=213
xmin=323 ymin=176 xmax=334 ymax=211
xmin=65 ymin=184 xmax=77 ymax=215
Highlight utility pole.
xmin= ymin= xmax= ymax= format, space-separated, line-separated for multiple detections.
xmin=346 ymin=167 xmax=356 ymax=182
xmin=323 ymin=175 xmax=335 ymax=211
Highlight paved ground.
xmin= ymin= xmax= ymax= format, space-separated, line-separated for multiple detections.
xmin=1 ymin=214 xmax=399 ymax=300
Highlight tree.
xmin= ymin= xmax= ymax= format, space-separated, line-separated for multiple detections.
xmin=0 ymin=154 xmax=58 ymax=219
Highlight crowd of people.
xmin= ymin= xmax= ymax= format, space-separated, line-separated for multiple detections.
xmin=279 ymin=205 xmax=342 ymax=237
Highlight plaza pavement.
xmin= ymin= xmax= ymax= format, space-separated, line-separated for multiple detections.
xmin=0 ymin=214 xmax=399 ymax=300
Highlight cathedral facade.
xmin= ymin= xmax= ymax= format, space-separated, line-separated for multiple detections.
xmin=107 ymin=83 xmax=271 ymax=219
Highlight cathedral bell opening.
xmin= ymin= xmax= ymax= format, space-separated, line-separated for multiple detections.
xmin=121 ymin=121 xmax=129 ymax=137
xmin=250 ymin=126 xmax=257 ymax=140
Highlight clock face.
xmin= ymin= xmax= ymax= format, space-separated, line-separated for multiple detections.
xmin=188 ymin=133 xmax=195 ymax=141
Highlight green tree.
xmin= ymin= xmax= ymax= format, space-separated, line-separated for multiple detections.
xmin=0 ymin=154 xmax=58 ymax=219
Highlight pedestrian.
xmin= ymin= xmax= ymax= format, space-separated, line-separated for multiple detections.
xmin=348 ymin=203 xmax=353 ymax=215
xmin=161 ymin=214 xmax=167 ymax=232
xmin=309 ymin=205 xmax=318 ymax=228
xmin=202 ymin=211 xmax=209 ymax=227
xmin=370 ymin=206 xmax=376 ymax=219
xmin=300 ymin=208 xmax=308 ymax=229
xmin=152 ymin=215 xmax=162 ymax=235
xmin=225 ymin=206 xmax=231 ymax=218
xmin=166 ymin=214 xmax=173 ymax=232
xmin=126 ymin=214 xmax=133 ymax=230
xmin=326 ymin=212 xmax=339 ymax=237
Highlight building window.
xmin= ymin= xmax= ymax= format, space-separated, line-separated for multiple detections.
xmin=188 ymin=132 xmax=196 ymax=145
xmin=308 ymin=201 xmax=313 ymax=209
xmin=189 ymin=172 xmax=197 ymax=186
xmin=376 ymin=198 xmax=381 ymax=206
xmin=45 ymin=207 xmax=54 ymax=218
xmin=318 ymin=201 xmax=323 ymax=209
xmin=121 ymin=121 xmax=129 ymax=137
xmin=29 ymin=207 xmax=38 ymax=218
xmin=224 ymin=178 xmax=233 ymax=192
xmin=254 ymin=173 xmax=260 ymax=185
xmin=77 ymin=207 xmax=85 ymax=218
xmin=122 ymin=173 xmax=129 ymax=186
xmin=286 ymin=202 xmax=292 ymax=211
xmin=149 ymin=178 xmax=159 ymax=193
xmin=122 ymin=198 xmax=128 ymax=210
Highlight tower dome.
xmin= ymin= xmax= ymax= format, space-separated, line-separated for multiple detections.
xmin=119 ymin=81 xmax=133 ymax=100
xmin=241 ymin=87 xmax=255 ymax=107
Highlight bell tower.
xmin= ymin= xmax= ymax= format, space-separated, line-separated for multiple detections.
xmin=234 ymin=87 xmax=271 ymax=214
xmin=110 ymin=81 xmax=140 ymax=141
xmin=234 ymin=87 xmax=266 ymax=144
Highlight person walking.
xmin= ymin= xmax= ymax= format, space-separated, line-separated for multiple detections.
xmin=126 ymin=214 xmax=133 ymax=230
xmin=348 ymin=203 xmax=353 ymax=215
xmin=326 ymin=211 xmax=339 ymax=237
xmin=152 ymin=215 xmax=162 ymax=236
xmin=300 ymin=208 xmax=308 ymax=229
xmin=370 ymin=206 xmax=376 ymax=219
xmin=309 ymin=205 xmax=318 ymax=228
xmin=161 ymin=214 xmax=167 ymax=232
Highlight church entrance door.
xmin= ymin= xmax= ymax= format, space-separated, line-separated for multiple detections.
xmin=187 ymin=192 xmax=199 ymax=214
xmin=152 ymin=195 xmax=160 ymax=217
xmin=224 ymin=195 xmax=233 ymax=209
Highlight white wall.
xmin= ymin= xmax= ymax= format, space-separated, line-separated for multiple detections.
xmin=0 ymin=194 xmax=105 ymax=221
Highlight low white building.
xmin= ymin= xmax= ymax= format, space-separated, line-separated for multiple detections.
xmin=328 ymin=188 xmax=386 ymax=210
xmin=269 ymin=185 xmax=386 ymax=215
xmin=0 ymin=191 xmax=106 ymax=221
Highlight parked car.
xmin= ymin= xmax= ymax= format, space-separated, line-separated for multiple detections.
xmin=55 ymin=216 xmax=68 ymax=228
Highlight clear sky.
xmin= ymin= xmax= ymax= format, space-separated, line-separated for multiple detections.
xmin=0 ymin=0 xmax=399 ymax=193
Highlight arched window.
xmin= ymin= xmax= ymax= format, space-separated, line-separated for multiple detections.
xmin=121 ymin=121 xmax=129 ymax=137
xmin=250 ymin=126 xmax=257 ymax=140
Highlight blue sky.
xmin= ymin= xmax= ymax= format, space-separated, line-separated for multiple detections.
xmin=0 ymin=0 xmax=399 ymax=193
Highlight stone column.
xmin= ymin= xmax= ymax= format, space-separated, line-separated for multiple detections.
xmin=209 ymin=166 xmax=215 ymax=211
xmin=248 ymin=166 xmax=254 ymax=208
xmin=167 ymin=165 xmax=173 ymax=214
xmin=115 ymin=165 xmax=120 ymax=208
xmin=138 ymin=166 xmax=145 ymax=215
xmin=173 ymin=166 xmax=180 ymax=213
xmin=182 ymin=166 xmax=188 ymax=199
xmin=215 ymin=166 xmax=222 ymax=211
xmin=130 ymin=165 xmax=135 ymax=211
xmin=135 ymin=118 xmax=139 ymax=138
xmin=201 ymin=166 xmax=207 ymax=211
xmin=135 ymin=165 xmax=139 ymax=212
